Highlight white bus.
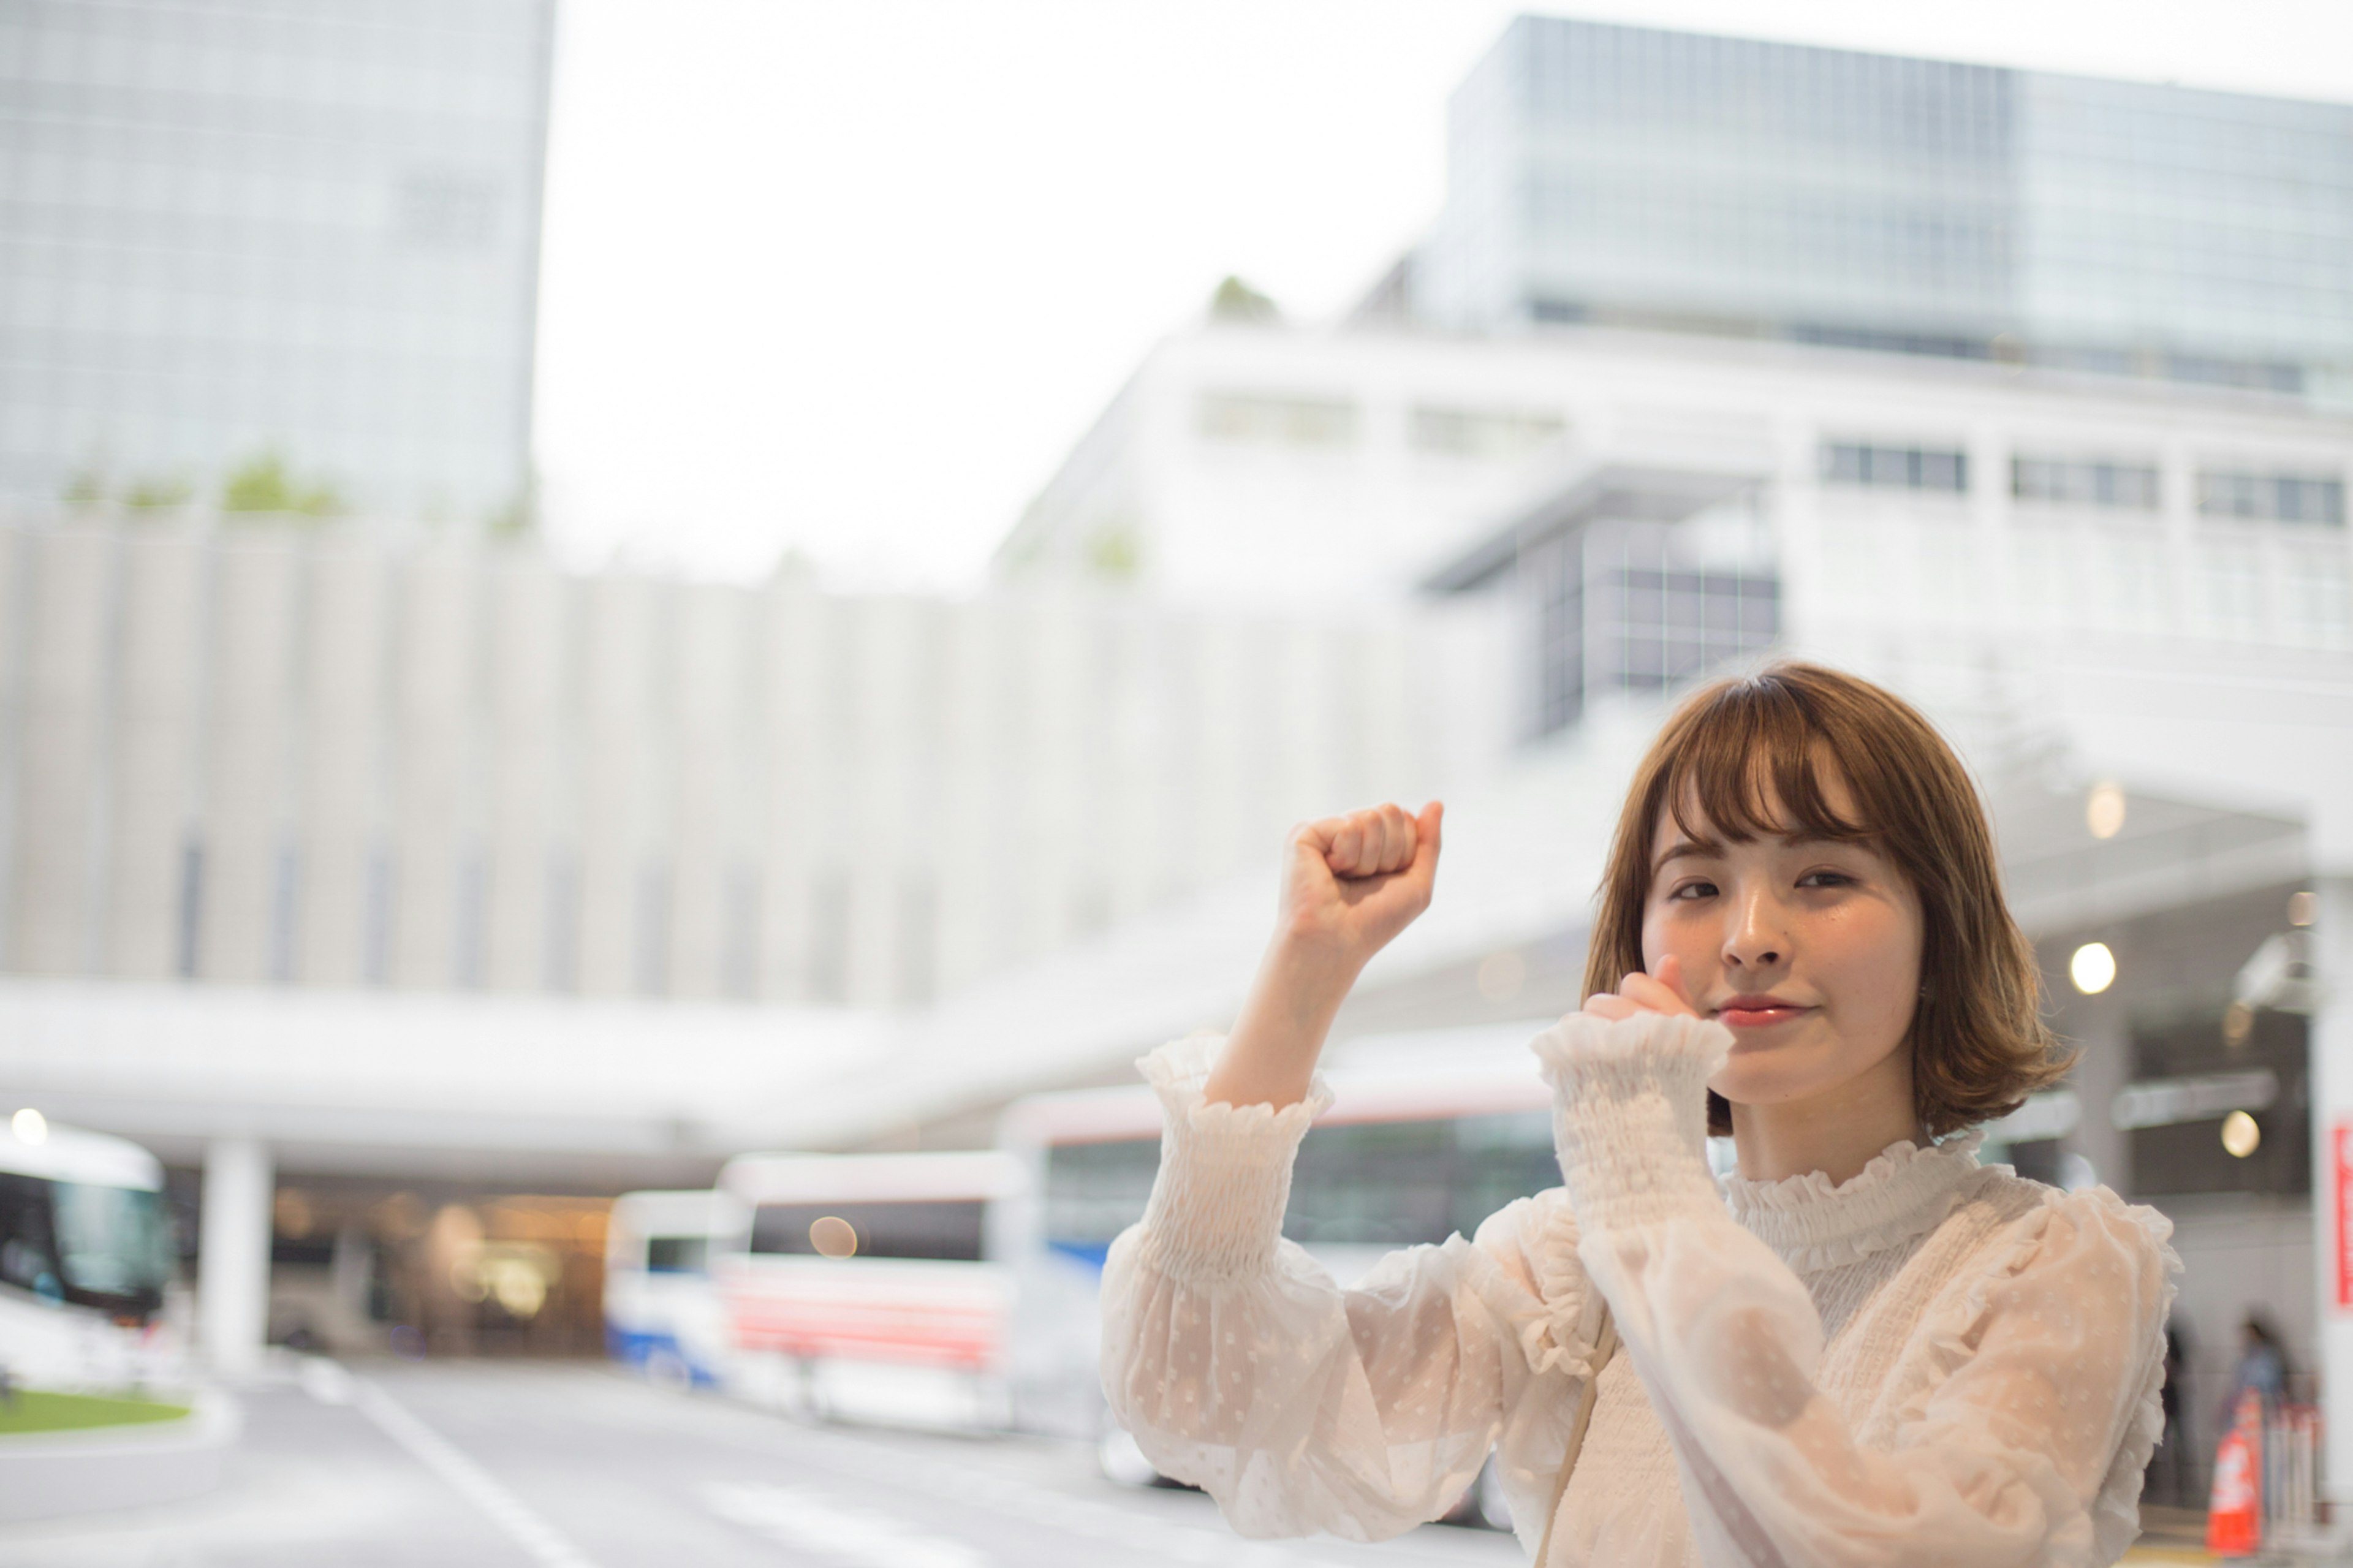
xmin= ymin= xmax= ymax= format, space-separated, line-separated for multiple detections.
xmin=604 ymin=1189 xmax=749 ymax=1388
xmin=0 ymin=1114 xmax=183 ymax=1391
xmin=608 ymin=1150 xmax=1026 ymax=1431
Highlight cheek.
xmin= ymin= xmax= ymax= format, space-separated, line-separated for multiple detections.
xmin=1639 ymin=906 xmax=1707 ymax=974
xmin=1643 ymin=907 xmax=1730 ymax=1001
xmin=1813 ymin=903 xmax=1923 ymax=1040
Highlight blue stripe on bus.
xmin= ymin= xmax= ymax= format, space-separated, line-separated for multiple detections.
xmin=605 ymin=1326 xmax=721 ymax=1387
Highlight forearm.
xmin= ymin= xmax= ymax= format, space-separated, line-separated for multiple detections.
xmin=1105 ymin=1037 xmax=1575 ymax=1540
xmin=1202 ymin=934 xmax=1358 ymax=1109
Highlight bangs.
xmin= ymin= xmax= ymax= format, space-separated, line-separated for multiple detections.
xmin=1658 ymin=680 xmax=1874 ymax=848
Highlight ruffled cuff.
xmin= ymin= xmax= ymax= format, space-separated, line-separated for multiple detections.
xmin=1529 ymin=1010 xmax=1730 ymax=1233
xmin=1134 ymin=1036 xmax=1334 ymax=1286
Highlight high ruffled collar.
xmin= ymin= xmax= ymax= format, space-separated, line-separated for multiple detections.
xmin=1722 ymin=1131 xmax=1987 ymax=1272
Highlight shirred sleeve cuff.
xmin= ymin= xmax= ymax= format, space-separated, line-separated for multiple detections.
xmin=1133 ymin=1036 xmax=1333 ymax=1285
xmin=1529 ymin=1010 xmax=1730 ymax=1233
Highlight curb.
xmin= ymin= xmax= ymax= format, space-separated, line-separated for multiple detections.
xmin=0 ymin=1390 xmax=241 ymax=1523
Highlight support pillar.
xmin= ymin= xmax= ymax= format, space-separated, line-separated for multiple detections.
xmin=2308 ymin=877 xmax=2353 ymax=1504
xmin=199 ymin=1137 xmax=273 ymax=1377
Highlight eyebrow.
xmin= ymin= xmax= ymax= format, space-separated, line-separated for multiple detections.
xmin=1651 ymin=836 xmax=1722 ymax=877
xmin=1651 ymin=830 xmax=1863 ymax=879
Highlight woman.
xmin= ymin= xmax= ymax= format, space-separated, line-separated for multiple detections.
xmin=1101 ymin=662 xmax=2177 ymax=1566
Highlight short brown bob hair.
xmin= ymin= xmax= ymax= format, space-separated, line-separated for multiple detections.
xmin=1583 ymin=661 xmax=2069 ymax=1139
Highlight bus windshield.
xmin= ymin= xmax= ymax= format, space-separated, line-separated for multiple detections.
xmin=51 ymin=1181 xmax=173 ymax=1306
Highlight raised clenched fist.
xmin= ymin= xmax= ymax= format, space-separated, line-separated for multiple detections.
xmin=1203 ymin=799 xmax=1446 ymax=1110
xmin=1275 ymin=801 xmax=1445 ymax=972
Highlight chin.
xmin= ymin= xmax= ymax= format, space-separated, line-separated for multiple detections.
xmin=1711 ymin=1066 xmax=1832 ymax=1111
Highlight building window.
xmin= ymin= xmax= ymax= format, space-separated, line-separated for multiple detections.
xmin=453 ymin=850 xmax=487 ymax=990
xmin=543 ymin=852 xmax=580 ymax=993
xmin=176 ymin=839 xmax=205 ymax=979
xmin=2012 ymin=456 xmax=2160 ymax=510
xmin=2197 ymin=469 xmax=2345 ymax=526
xmin=633 ymin=863 xmax=671 ymax=997
xmin=1530 ymin=521 xmax=1780 ymax=737
xmin=362 ymin=846 xmax=395 ymax=986
xmin=268 ymin=844 xmax=301 ymax=984
xmin=1411 ymin=404 xmax=1566 ymax=458
xmin=1194 ymin=392 xmax=1360 ymax=449
xmin=897 ymin=874 xmax=937 ymax=1008
xmin=808 ymin=870 xmax=850 ymax=1004
xmin=722 ymin=863 xmax=761 ymax=1002
xmin=1820 ymin=441 xmax=1968 ymax=493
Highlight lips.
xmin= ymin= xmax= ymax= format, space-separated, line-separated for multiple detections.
xmin=1714 ymin=996 xmax=1814 ymax=1029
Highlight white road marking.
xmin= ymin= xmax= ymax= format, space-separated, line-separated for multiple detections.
xmin=705 ymin=1482 xmax=991 ymax=1568
xmin=740 ymin=1438 xmax=1326 ymax=1567
xmin=354 ymin=1377 xmax=602 ymax=1568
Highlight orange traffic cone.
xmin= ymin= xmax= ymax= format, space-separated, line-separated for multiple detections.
xmin=2207 ymin=1392 xmax=2264 ymax=1556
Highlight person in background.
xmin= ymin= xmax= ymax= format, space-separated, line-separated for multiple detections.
xmin=2222 ymin=1312 xmax=2289 ymax=1428
xmin=2149 ymin=1322 xmax=2193 ymax=1507
xmin=1101 ymin=661 xmax=2180 ymax=1567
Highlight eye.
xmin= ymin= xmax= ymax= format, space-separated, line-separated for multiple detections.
xmin=1797 ymin=869 xmax=1855 ymax=890
xmin=1667 ymin=879 xmax=1718 ymax=901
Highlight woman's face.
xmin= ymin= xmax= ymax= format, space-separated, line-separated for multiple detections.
xmin=1641 ymin=773 xmax=1925 ymax=1121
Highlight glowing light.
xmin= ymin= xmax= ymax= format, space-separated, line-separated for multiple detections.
xmin=10 ymin=1108 xmax=45 ymax=1145
xmin=1476 ymin=950 xmax=1525 ymax=1001
xmin=2289 ymin=890 xmax=2317 ymax=928
xmin=2221 ymin=1111 xmax=2262 ymax=1159
xmin=809 ymin=1216 xmax=858 ymax=1259
xmin=2069 ymin=942 xmax=2116 ymax=995
xmin=2085 ymin=782 xmax=2128 ymax=841
xmin=2222 ymin=1002 xmax=2256 ymax=1050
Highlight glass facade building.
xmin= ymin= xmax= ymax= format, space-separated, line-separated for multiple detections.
xmin=1412 ymin=17 xmax=2353 ymax=398
xmin=0 ymin=0 xmax=554 ymax=521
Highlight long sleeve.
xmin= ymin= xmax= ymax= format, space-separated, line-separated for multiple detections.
xmin=1536 ymin=1011 xmax=2179 ymax=1568
xmin=1100 ymin=1036 xmax=1604 ymax=1544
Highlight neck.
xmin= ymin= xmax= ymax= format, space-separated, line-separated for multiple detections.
xmin=1729 ymin=1050 xmax=1924 ymax=1185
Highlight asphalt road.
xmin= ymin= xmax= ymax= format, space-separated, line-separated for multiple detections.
xmin=2 ymin=1360 xmax=1526 ymax=1568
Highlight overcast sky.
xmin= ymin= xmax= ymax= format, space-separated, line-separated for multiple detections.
xmin=531 ymin=0 xmax=2353 ymax=589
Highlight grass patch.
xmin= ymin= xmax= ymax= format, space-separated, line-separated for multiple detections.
xmin=0 ymin=1391 xmax=192 ymax=1436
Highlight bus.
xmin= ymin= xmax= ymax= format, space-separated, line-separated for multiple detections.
xmin=607 ymin=1150 xmax=1028 ymax=1430
xmin=0 ymin=1113 xmax=183 ymax=1392
xmin=604 ymin=1189 xmax=749 ymax=1388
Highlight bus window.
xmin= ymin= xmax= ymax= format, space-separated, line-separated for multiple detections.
xmin=1037 ymin=1110 xmax=1561 ymax=1263
xmin=1289 ymin=1121 xmax=1456 ymax=1246
xmin=1042 ymin=1139 xmax=1159 ymax=1267
xmin=0 ymin=1173 xmax=63 ymax=1302
xmin=1449 ymin=1110 xmax=1560 ymax=1237
xmin=750 ymin=1200 xmax=985 ymax=1263
xmin=645 ymin=1236 xmax=710 ymax=1274
xmin=50 ymin=1181 xmax=172 ymax=1311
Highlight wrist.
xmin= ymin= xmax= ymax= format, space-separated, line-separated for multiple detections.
xmin=1262 ymin=923 xmax=1365 ymax=999
xmin=1203 ymin=933 xmax=1358 ymax=1110
xmin=1533 ymin=1012 xmax=1729 ymax=1232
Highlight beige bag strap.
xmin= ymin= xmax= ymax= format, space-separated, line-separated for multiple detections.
xmin=1533 ymin=1307 xmax=1618 ymax=1567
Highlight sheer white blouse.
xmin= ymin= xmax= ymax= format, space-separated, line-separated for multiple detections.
xmin=1101 ymin=1010 xmax=2179 ymax=1567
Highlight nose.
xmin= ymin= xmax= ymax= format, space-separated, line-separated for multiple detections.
xmin=1722 ymin=884 xmax=1788 ymax=971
